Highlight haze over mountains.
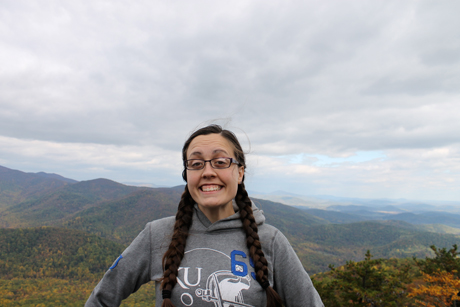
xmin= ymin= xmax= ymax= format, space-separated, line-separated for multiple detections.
xmin=251 ymin=190 xmax=460 ymax=212
xmin=252 ymin=190 xmax=460 ymax=232
xmin=1 ymin=164 xmax=460 ymax=274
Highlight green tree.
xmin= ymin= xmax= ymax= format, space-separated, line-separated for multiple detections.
xmin=414 ymin=244 xmax=460 ymax=277
xmin=313 ymin=250 xmax=412 ymax=306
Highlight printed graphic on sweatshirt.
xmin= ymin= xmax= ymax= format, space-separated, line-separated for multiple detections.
xmin=109 ymin=255 xmax=123 ymax=270
xmin=175 ymin=248 xmax=256 ymax=307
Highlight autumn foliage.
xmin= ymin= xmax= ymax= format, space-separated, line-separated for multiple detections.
xmin=0 ymin=227 xmax=156 ymax=306
xmin=408 ymin=270 xmax=460 ymax=307
xmin=313 ymin=245 xmax=460 ymax=307
xmin=408 ymin=244 xmax=460 ymax=307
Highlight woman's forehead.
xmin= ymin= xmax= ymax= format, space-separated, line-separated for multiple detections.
xmin=187 ymin=134 xmax=234 ymax=157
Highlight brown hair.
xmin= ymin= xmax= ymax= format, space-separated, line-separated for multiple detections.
xmin=161 ymin=124 xmax=283 ymax=307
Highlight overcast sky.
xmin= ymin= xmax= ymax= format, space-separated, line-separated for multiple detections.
xmin=1 ymin=0 xmax=459 ymax=201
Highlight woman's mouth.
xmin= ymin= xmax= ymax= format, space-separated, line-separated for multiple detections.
xmin=200 ymin=185 xmax=222 ymax=192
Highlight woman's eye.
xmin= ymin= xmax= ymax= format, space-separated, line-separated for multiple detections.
xmin=191 ymin=161 xmax=203 ymax=168
xmin=213 ymin=159 xmax=228 ymax=167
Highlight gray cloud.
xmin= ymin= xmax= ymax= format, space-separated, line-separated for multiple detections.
xmin=1 ymin=0 xmax=460 ymax=200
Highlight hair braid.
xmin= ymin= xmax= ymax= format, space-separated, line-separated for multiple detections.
xmin=161 ymin=185 xmax=194 ymax=307
xmin=235 ymin=183 xmax=284 ymax=307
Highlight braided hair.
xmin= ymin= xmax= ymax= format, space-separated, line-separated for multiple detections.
xmin=161 ymin=124 xmax=283 ymax=307
xmin=235 ymin=182 xmax=283 ymax=307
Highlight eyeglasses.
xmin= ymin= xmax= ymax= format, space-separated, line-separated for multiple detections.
xmin=184 ymin=157 xmax=240 ymax=170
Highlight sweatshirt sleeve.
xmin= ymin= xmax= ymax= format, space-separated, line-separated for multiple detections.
xmin=85 ymin=223 xmax=153 ymax=307
xmin=272 ymin=230 xmax=324 ymax=307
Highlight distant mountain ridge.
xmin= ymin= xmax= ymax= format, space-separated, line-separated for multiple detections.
xmin=299 ymin=206 xmax=460 ymax=231
xmin=0 ymin=165 xmax=76 ymax=208
xmin=0 ymin=165 xmax=77 ymax=184
xmin=253 ymin=190 xmax=460 ymax=213
xmin=33 ymin=171 xmax=78 ymax=183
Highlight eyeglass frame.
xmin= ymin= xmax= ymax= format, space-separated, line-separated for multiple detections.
xmin=183 ymin=157 xmax=240 ymax=170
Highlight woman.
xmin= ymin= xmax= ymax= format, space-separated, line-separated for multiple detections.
xmin=86 ymin=125 xmax=323 ymax=307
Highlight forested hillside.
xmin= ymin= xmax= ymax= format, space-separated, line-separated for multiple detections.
xmin=62 ymin=187 xmax=183 ymax=244
xmin=0 ymin=227 xmax=156 ymax=306
xmin=291 ymin=221 xmax=460 ymax=273
xmin=0 ymin=178 xmax=141 ymax=228
xmin=0 ymin=227 xmax=122 ymax=279
xmin=1 ymin=165 xmax=460 ymax=305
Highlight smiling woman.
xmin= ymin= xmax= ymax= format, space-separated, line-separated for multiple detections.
xmin=185 ymin=133 xmax=244 ymax=223
xmin=85 ymin=124 xmax=324 ymax=307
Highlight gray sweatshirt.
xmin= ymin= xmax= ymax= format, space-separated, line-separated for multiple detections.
xmin=86 ymin=201 xmax=324 ymax=306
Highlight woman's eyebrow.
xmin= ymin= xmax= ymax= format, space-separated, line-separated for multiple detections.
xmin=188 ymin=150 xmax=202 ymax=157
xmin=188 ymin=149 xmax=228 ymax=158
xmin=213 ymin=149 xmax=228 ymax=155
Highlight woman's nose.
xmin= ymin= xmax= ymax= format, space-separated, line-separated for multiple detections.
xmin=201 ymin=161 xmax=216 ymax=177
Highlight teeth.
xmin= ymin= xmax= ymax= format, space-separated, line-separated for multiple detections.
xmin=202 ymin=185 xmax=221 ymax=192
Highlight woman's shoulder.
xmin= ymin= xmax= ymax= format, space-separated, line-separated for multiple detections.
xmin=258 ymin=222 xmax=286 ymax=242
xmin=143 ymin=216 xmax=176 ymax=236
xmin=146 ymin=215 xmax=175 ymax=228
xmin=135 ymin=216 xmax=176 ymax=249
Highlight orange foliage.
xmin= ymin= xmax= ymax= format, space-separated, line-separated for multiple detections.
xmin=408 ymin=270 xmax=460 ymax=307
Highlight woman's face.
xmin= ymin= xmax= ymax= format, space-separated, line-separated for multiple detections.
xmin=186 ymin=133 xmax=244 ymax=222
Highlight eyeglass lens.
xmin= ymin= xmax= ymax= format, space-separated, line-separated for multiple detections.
xmin=186 ymin=158 xmax=232 ymax=170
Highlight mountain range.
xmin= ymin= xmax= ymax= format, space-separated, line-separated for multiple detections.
xmin=1 ymin=164 xmax=460 ymax=274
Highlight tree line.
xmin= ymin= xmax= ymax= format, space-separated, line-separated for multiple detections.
xmin=312 ymin=245 xmax=460 ymax=306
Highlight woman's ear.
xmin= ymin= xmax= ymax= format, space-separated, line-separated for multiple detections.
xmin=238 ymin=166 xmax=244 ymax=184
xmin=182 ymin=169 xmax=187 ymax=182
